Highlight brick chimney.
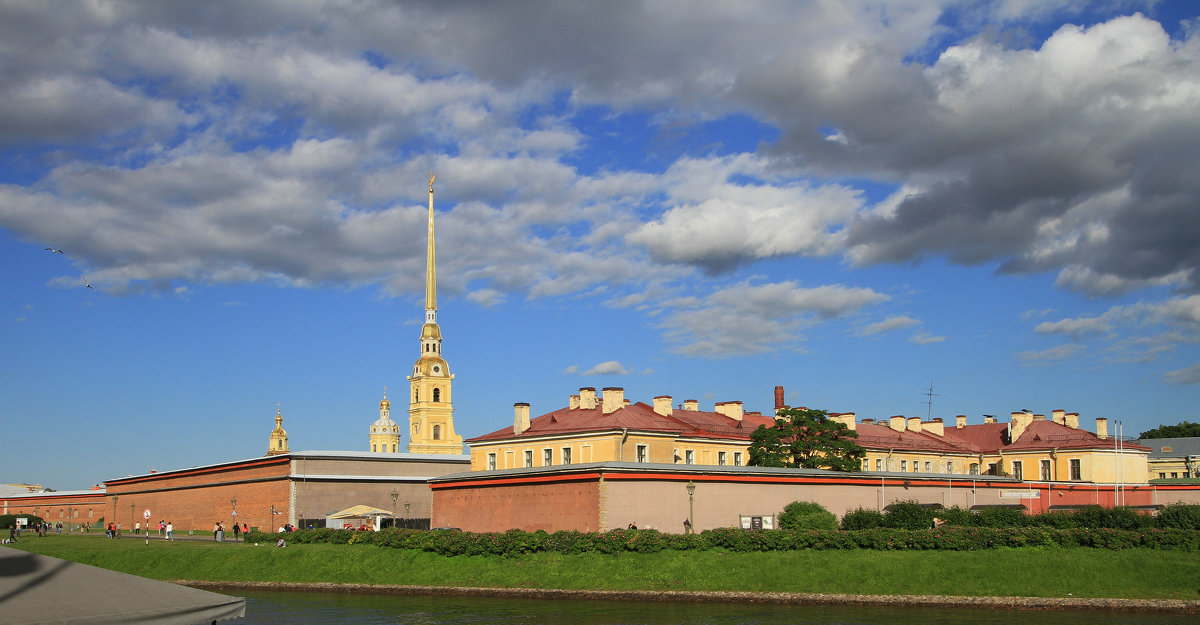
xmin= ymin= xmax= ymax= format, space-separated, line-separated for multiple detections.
xmin=602 ymin=387 xmax=624 ymax=414
xmin=1096 ymin=417 xmax=1108 ymax=439
xmin=653 ymin=395 xmax=673 ymax=416
xmin=683 ymin=399 xmax=699 ymax=411
xmin=578 ymin=387 xmax=597 ymax=410
xmin=774 ymin=386 xmax=786 ymax=411
xmin=514 ymin=403 xmax=530 ymax=435
xmin=715 ymin=401 xmax=744 ymax=421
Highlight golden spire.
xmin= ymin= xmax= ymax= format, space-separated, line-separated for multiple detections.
xmin=425 ymin=172 xmax=437 ymax=313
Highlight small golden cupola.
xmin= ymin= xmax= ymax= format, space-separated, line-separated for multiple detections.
xmin=369 ymin=389 xmax=401 ymax=453
xmin=266 ymin=404 xmax=289 ymax=456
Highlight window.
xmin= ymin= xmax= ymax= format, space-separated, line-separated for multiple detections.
xmin=392 ymin=444 xmax=397 ymax=452
xmin=487 ymin=453 xmax=497 ymax=471
xmin=544 ymin=449 xmax=553 ymax=466
xmin=900 ymin=460 xmax=907 ymax=472
xmin=924 ymin=461 xmax=931 ymax=473
xmin=433 ymin=388 xmax=441 ymax=402
xmin=1171 ymin=472 xmax=1178 ymax=479
xmin=946 ymin=461 xmax=953 ymax=473
xmin=372 ymin=444 xmax=377 ymax=452
xmin=414 ymin=389 xmax=418 ymax=402
xmin=1160 ymin=472 xmax=1167 ymax=479
xmin=863 ymin=459 xmax=870 ymax=471
xmin=685 ymin=450 xmax=695 ymax=465
xmin=562 ymin=447 xmax=572 ymax=465
xmin=1041 ymin=460 xmax=1051 ymax=481
xmin=733 ymin=452 xmax=742 ymax=466
xmin=524 ymin=450 xmax=533 ymax=467
xmin=719 ymin=451 xmax=728 ymax=466
xmin=1012 ymin=461 xmax=1023 ymax=481
xmin=969 ymin=463 xmax=979 ymax=475
xmin=876 ymin=458 xmax=883 ymax=471
xmin=636 ymin=445 xmax=648 ymax=463
xmin=1070 ymin=458 xmax=1081 ymax=481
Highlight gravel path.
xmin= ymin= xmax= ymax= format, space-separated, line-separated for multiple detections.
xmin=178 ymin=581 xmax=1200 ymax=613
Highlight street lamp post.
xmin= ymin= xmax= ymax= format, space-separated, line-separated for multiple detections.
xmin=391 ymin=490 xmax=398 ymax=529
xmin=231 ymin=498 xmax=238 ymax=542
xmin=404 ymin=502 xmax=410 ymax=520
xmin=130 ymin=502 xmax=135 ymax=536
xmin=111 ymin=495 xmax=117 ymax=534
xmin=686 ymin=481 xmax=696 ymax=534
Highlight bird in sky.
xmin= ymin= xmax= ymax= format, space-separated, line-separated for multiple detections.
xmin=45 ymin=247 xmax=63 ymax=254
xmin=82 ymin=276 xmax=95 ymax=291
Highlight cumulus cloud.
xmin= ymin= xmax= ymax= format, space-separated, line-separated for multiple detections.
xmin=658 ymin=281 xmax=888 ymax=356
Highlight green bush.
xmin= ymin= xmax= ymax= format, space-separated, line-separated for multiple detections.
xmin=1157 ymin=503 xmax=1200 ymax=530
xmin=936 ymin=506 xmax=973 ymax=526
xmin=778 ymin=501 xmax=837 ymax=531
xmin=883 ymin=501 xmax=933 ymax=530
xmin=974 ymin=506 xmax=1028 ymax=527
xmin=840 ymin=507 xmax=884 ymax=530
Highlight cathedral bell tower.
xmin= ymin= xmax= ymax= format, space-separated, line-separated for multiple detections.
xmin=407 ymin=174 xmax=463 ymax=454
xmin=266 ymin=404 xmax=289 ymax=456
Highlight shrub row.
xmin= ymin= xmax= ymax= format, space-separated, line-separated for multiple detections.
xmin=244 ymin=524 xmax=1200 ymax=556
xmin=841 ymin=502 xmax=1200 ymax=531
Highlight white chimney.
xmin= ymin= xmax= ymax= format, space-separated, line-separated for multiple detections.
xmin=1052 ymin=409 xmax=1065 ymax=425
xmin=925 ymin=418 xmax=944 ymax=436
xmin=653 ymin=395 xmax=673 ymax=416
xmin=569 ymin=394 xmax=580 ymax=410
xmin=907 ymin=417 xmax=922 ymax=433
xmin=1096 ymin=417 xmax=1108 ymax=439
xmin=830 ymin=412 xmax=856 ymax=431
xmin=514 ymin=403 xmax=530 ymax=435
xmin=579 ymin=387 xmax=597 ymax=410
xmin=956 ymin=415 xmax=967 ymax=429
xmin=1066 ymin=412 xmax=1079 ymax=429
xmin=683 ymin=399 xmax=699 ymax=411
xmin=1010 ymin=411 xmax=1033 ymax=442
xmin=714 ymin=401 xmax=744 ymax=421
xmin=602 ymin=387 xmax=624 ymax=414
xmin=889 ymin=416 xmax=906 ymax=432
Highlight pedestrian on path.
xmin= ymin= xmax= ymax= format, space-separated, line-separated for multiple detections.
xmin=166 ymin=521 xmax=173 ymax=541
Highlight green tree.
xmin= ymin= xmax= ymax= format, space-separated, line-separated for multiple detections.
xmin=748 ymin=408 xmax=866 ymax=472
xmin=778 ymin=501 xmax=837 ymax=531
xmin=1138 ymin=421 xmax=1200 ymax=439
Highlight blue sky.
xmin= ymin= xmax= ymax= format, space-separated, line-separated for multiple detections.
xmin=2 ymin=1 xmax=1199 ymax=490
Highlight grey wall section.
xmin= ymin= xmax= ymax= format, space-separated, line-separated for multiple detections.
xmin=290 ymin=451 xmax=469 ymax=524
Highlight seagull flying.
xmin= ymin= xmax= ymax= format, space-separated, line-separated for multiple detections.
xmin=82 ymin=276 xmax=95 ymax=291
xmin=45 ymin=247 xmax=63 ymax=254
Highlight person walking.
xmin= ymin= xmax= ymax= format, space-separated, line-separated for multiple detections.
xmin=8 ymin=524 xmax=16 ymax=544
xmin=165 ymin=521 xmax=173 ymax=541
xmin=232 ymin=521 xmax=241 ymax=542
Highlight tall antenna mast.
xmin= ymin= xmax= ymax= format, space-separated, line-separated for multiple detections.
xmin=922 ymin=380 xmax=942 ymax=420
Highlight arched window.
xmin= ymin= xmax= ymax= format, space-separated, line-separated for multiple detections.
xmin=372 ymin=444 xmax=377 ymax=452
xmin=392 ymin=443 xmax=397 ymax=452
xmin=414 ymin=389 xmax=419 ymax=402
xmin=433 ymin=425 xmax=441 ymax=440
xmin=433 ymin=388 xmax=441 ymax=402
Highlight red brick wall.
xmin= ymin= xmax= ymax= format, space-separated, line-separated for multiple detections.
xmin=2 ymin=492 xmax=108 ymax=528
xmin=433 ymin=478 xmax=601 ymax=532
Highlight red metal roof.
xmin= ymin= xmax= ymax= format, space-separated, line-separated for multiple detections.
xmin=466 ymin=401 xmax=775 ymax=444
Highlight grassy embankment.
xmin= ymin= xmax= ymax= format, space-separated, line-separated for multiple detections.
xmin=10 ymin=533 xmax=1200 ymax=600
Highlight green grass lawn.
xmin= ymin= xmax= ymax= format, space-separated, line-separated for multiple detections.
xmin=10 ymin=533 xmax=1200 ymax=600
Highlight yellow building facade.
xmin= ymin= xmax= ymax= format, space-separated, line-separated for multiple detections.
xmin=847 ymin=410 xmax=1149 ymax=484
xmin=368 ymin=391 xmax=401 ymax=453
xmin=467 ymin=387 xmax=773 ymax=471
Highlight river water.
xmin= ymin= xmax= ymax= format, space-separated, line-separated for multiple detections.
xmin=232 ymin=590 xmax=1194 ymax=624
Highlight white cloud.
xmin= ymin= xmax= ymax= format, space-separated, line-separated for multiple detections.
xmin=1018 ymin=343 xmax=1086 ymax=363
xmin=580 ymin=361 xmax=630 ymax=376
xmin=1165 ymin=362 xmax=1200 ymax=385
xmin=909 ymin=333 xmax=945 ymax=344
xmin=659 ymin=281 xmax=888 ymax=356
xmin=857 ymin=315 xmax=921 ymax=336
